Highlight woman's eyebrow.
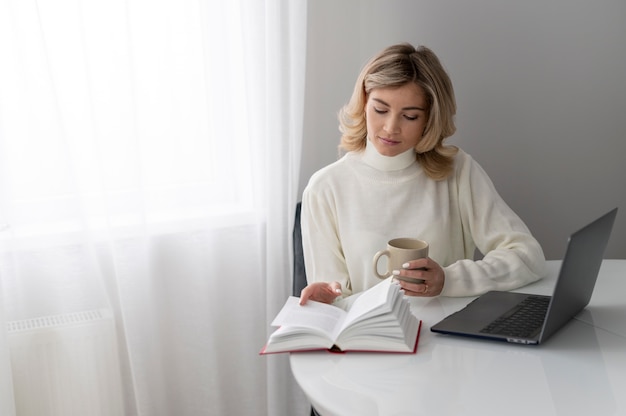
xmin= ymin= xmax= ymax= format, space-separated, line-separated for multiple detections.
xmin=371 ymin=97 xmax=426 ymax=112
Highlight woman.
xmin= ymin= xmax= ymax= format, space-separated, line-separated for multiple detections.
xmin=300 ymin=43 xmax=546 ymax=304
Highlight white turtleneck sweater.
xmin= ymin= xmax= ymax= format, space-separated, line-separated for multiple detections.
xmin=301 ymin=141 xmax=547 ymax=297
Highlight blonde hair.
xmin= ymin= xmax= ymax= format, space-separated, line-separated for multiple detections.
xmin=339 ymin=43 xmax=458 ymax=180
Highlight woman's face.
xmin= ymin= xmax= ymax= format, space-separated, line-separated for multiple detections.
xmin=365 ymin=83 xmax=428 ymax=157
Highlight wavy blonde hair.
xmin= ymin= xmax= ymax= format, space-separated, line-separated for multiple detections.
xmin=339 ymin=43 xmax=458 ymax=180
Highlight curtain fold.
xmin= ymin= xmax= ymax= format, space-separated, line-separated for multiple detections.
xmin=0 ymin=0 xmax=308 ymax=414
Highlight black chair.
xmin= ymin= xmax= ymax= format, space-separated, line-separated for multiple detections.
xmin=292 ymin=202 xmax=321 ymax=416
xmin=292 ymin=202 xmax=308 ymax=297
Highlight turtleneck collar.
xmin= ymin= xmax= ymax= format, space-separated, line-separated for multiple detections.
xmin=361 ymin=139 xmax=417 ymax=171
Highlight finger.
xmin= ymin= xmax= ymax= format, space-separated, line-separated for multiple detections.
xmin=317 ymin=283 xmax=341 ymax=303
xmin=300 ymin=282 xmax=342 ymax=305
xmin=398 ymin=279 xmax=428 ymax=294
xmin=299 ymin=287 xmax=312 ymax=305
xmin=328 ymin=281 xmax=342 ymax=295
xmin=393 ymin=267 xmax=426 ymax=284
xmin=392 ymin=274 xmax=426 ymax=285
xmin=402 ymin=257 xmax=430 ymax=270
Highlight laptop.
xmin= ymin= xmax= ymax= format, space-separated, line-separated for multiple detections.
xmin=431 ymin=207 xmax=618 ymax=345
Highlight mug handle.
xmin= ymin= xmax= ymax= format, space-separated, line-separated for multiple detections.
xmin=373 ymin=249 xmax=391 ymax=279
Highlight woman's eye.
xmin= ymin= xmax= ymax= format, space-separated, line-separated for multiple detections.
xmin=404 ymin=115 xmax=418 ymax=121
xmin=373 ymin=107 xmax=387 ymax=114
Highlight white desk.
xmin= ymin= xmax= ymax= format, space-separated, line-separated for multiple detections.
xmin=290 ymin=260 xmax=626 ymax=416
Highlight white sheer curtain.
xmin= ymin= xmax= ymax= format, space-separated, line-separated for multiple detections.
xmin=0 ymin=0 xmax=308 ymax=415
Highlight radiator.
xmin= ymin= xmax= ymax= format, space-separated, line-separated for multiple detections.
xmin=7 ymin=309 xmax=125 ymax=416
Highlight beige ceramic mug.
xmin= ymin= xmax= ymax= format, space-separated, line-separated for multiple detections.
xmin=373 ymin=238 xmax=429 ymax=284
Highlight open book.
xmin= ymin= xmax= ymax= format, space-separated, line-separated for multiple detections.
xmin=260 ymin=277 xmax=422 ymax=354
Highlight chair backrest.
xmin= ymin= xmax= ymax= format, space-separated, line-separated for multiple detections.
xmin=292 ymin=202 xmax=308 ymax=296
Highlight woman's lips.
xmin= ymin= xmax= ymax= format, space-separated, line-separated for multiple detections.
xmin=378 ymin=136 xmax=400 ymax=145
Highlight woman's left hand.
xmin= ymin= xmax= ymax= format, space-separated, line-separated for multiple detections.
xmin=393 ymin=257 xmax=445 ymax=297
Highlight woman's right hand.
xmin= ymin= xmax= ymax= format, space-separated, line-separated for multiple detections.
xmin=299 ymin=281 xmax=342 ymax=305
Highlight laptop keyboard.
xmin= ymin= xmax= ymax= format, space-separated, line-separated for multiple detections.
xmin=480 ymin=295 xmax=550 ymax=339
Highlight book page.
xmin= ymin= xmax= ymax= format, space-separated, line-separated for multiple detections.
xmin=334 ymin=279 xmax=420 ymax=352
xmin=338 ymin=277 xmax=396 ymax=333
xmin=271 ymin=296 xmax=347 ymax=337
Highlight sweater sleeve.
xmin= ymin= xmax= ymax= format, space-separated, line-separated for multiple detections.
xmin=440 ymin=155 xmax=547 ymax=297
xmin=300 ymin=182 xmax=354 ymax=297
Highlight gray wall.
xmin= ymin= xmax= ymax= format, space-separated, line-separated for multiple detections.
xmin=300 ymin=0 xmax=626 ymax=260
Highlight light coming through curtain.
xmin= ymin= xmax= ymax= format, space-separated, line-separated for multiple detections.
xmin=0 ymin=0 xmax=308 ymax=415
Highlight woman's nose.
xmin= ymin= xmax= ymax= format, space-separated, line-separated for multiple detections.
xmin=384 ymin=117 xmax=400 ymax=134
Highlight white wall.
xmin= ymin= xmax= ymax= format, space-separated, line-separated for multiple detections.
xmin=300 ymin=0 xmax=626 ymax=259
